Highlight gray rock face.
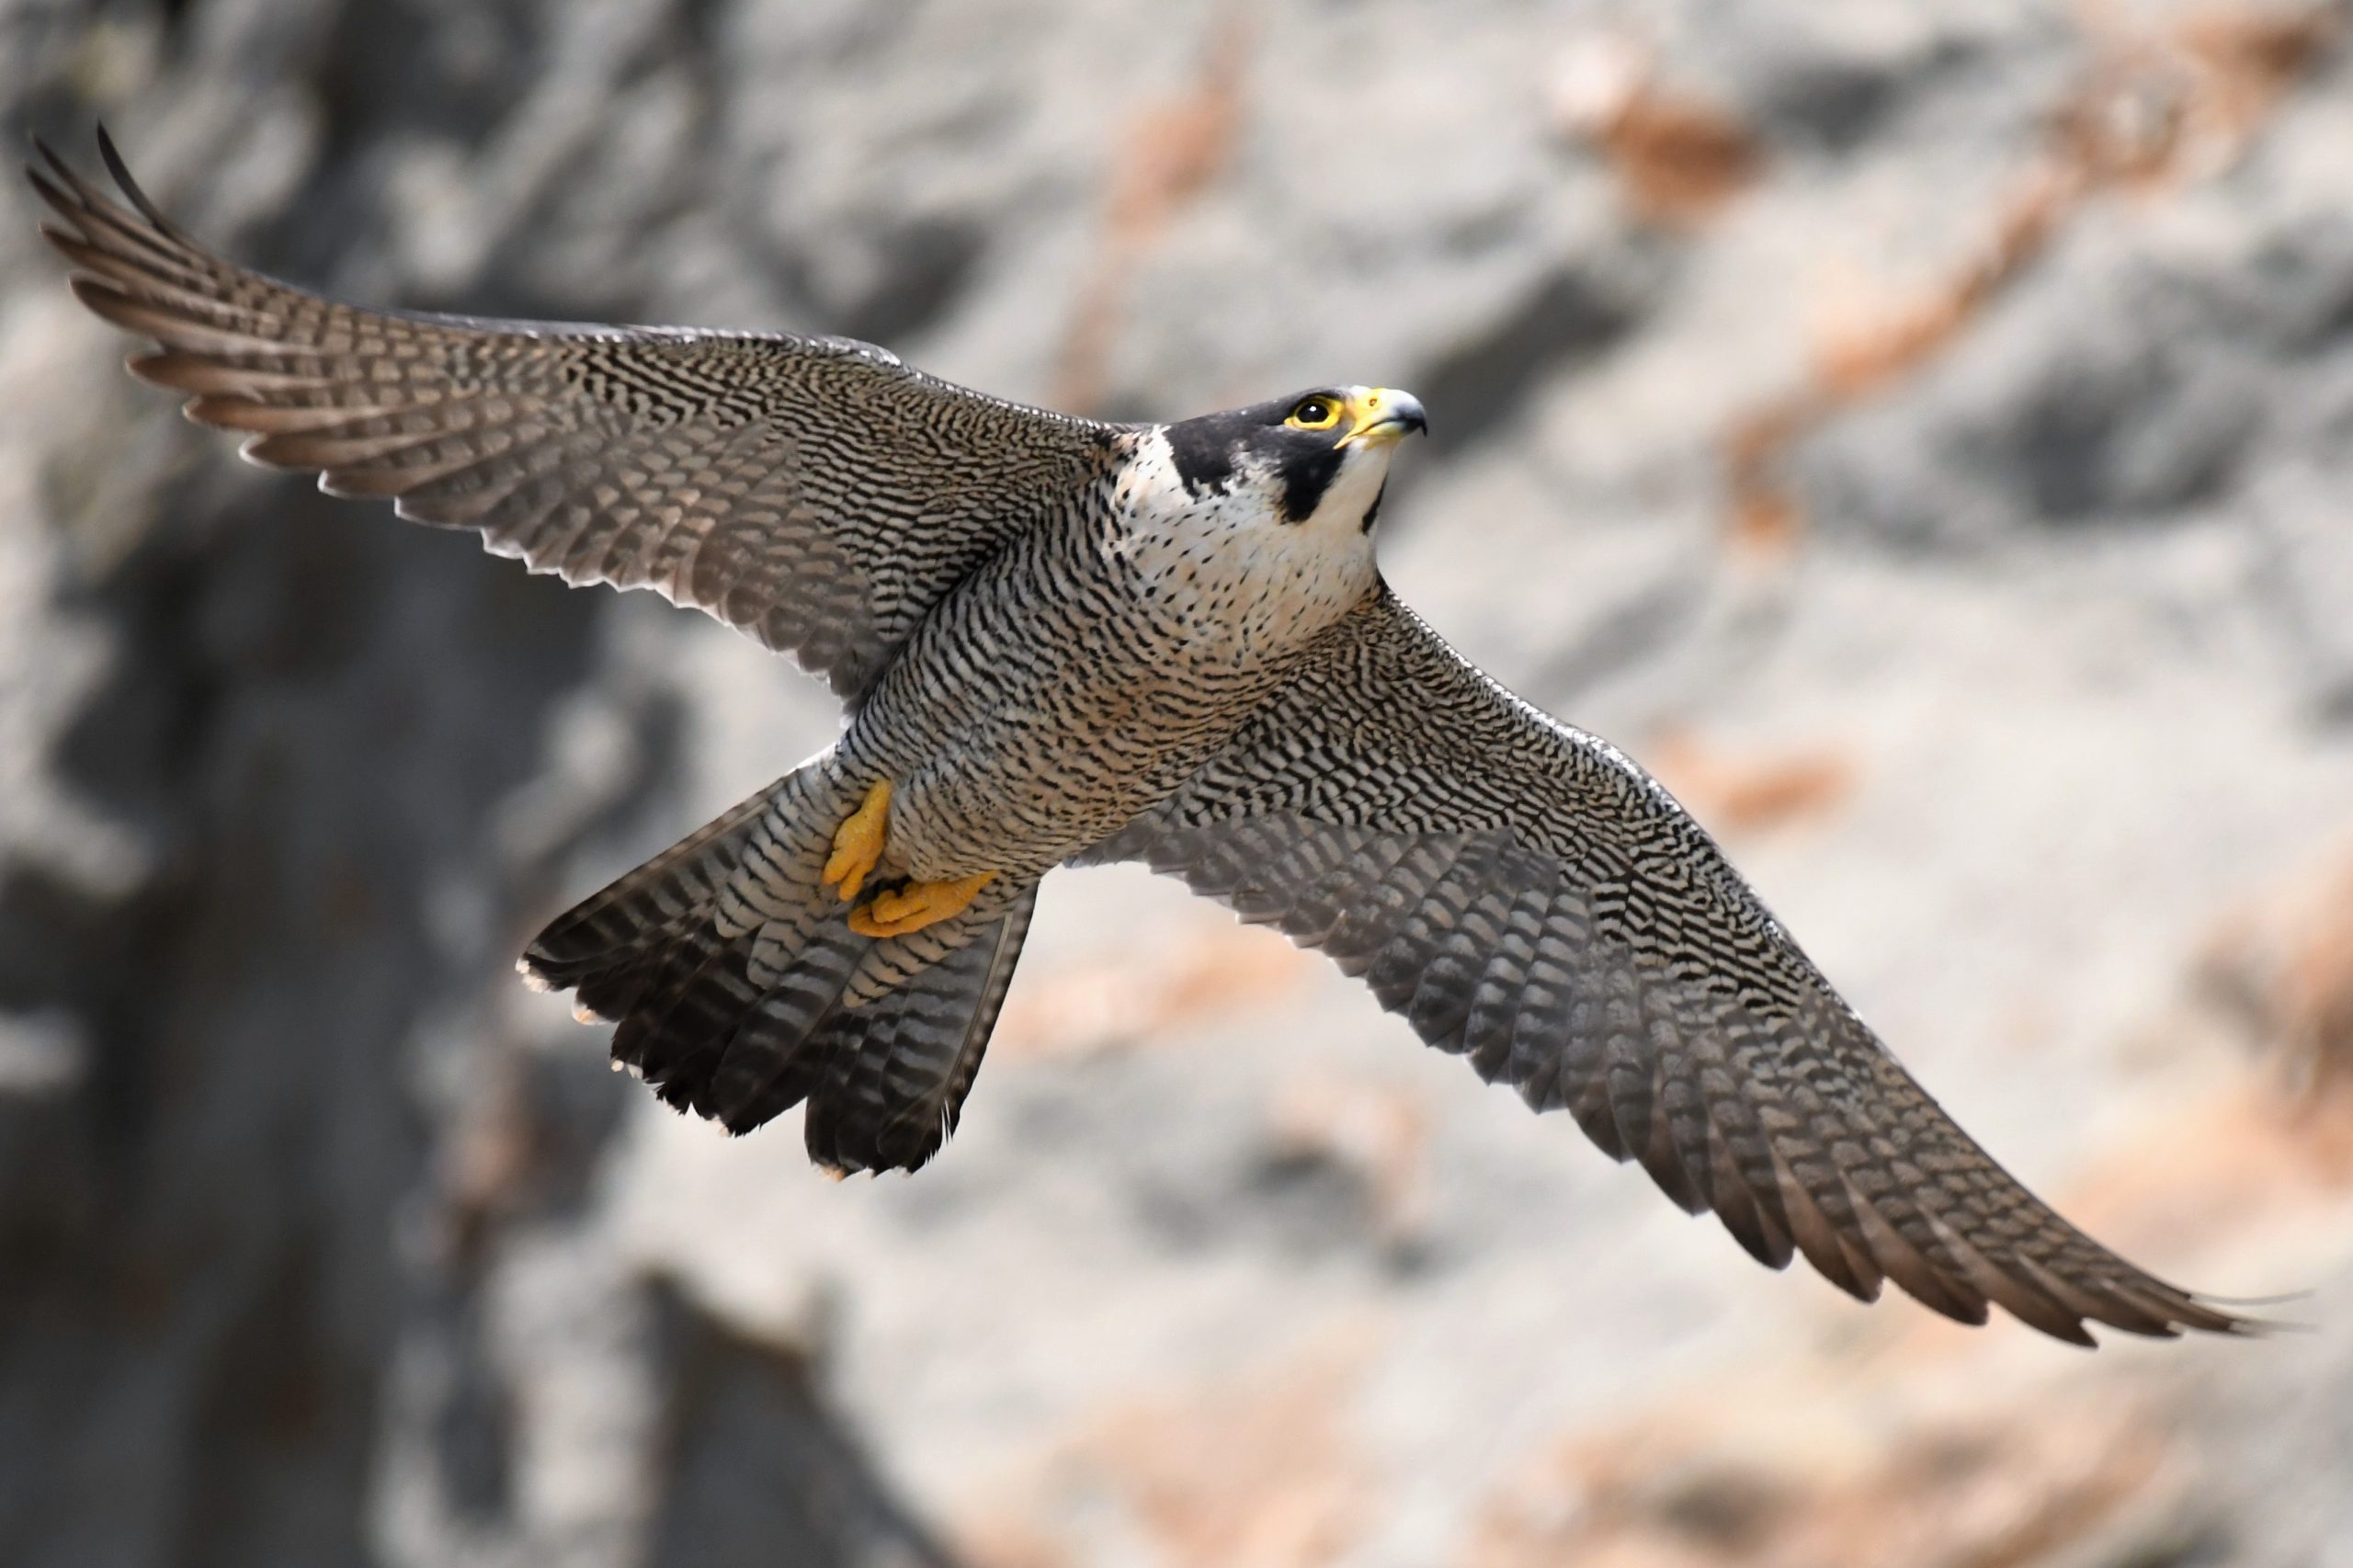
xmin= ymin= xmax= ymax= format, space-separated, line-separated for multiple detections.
xmin=6 ymin=2 xmax=2353 ymax=1565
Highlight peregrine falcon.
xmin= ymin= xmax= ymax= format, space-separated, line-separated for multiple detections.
xmin=32 ymin=134 xmax=2250 ymax=1345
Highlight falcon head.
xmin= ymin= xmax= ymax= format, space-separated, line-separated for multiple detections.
xmin=1161 ymin=385 xmax=1428 ymax=534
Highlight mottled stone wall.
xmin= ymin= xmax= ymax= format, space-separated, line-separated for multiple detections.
xmin=5 ymin=2 xmax=2353 ymax=1565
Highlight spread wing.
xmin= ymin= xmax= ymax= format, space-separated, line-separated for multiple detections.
xmin=28 ymin=132 xmax=1116 ymax=701
xmin=1090 ymin=585 xmax=2248 ymax=1345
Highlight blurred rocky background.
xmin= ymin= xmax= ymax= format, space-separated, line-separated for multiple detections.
xmin=5 ymin=0 xmax=2353 ymax=1563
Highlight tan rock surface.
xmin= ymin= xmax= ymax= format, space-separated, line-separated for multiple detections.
xmin=5 ymin=3 xmax=2351 ymax=1563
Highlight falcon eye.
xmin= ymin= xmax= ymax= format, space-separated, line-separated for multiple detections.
xmin=1284 ymin=397 xmax=1341 ymax=432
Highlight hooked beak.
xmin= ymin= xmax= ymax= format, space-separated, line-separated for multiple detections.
xmin=1334 ymin=386 xmax=1429 ymax=449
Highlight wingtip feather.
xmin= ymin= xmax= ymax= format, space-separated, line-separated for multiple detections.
xmin=28 ymin=133 xmax=76 ymax=199
xmin=94 ymin=124 xmax=177 ymax=236
xmin=27 ymin=169 xmax=77 ymax=233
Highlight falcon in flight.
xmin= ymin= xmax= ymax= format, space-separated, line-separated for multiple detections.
xmin=32 ymin=133 xmax=2251 ymax=1345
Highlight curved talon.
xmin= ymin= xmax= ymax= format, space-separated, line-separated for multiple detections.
xmin=847 ymin=871 xmax=996 ymax=938
xmin=823 ymin=779 xmax=892 ymax=901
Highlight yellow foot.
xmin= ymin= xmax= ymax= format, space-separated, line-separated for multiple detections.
xmin=822 ymin=779 xmax=892 ymax=901
xmin=848 ymin=872 xmax=997 ymax=938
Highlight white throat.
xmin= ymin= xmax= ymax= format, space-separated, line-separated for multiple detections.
xmin=1100 ymin=429 xmax=1384 ymax=658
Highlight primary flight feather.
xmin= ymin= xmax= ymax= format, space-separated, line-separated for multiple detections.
xmin=31 ymin=131 xmax=2252 ymax=1346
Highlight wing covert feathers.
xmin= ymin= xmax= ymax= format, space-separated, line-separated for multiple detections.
xmin=1106 ymin=587 xmax=2256 ymax=1346
xmin=30 ymin=131 xmax=1114 ymax=701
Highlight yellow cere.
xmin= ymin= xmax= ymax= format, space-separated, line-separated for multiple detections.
xmin=1332 ymin=387 xmax=1404 ymax=449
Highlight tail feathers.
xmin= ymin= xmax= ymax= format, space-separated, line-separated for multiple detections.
xmin=614 ymin=914 xmax=861 ymax=1125
xmin=520 ymin=788 xmax=774 ymax=996
xmin=607 ymin=889 xmax=1037 ymax=1172
xmin=801 ymin=891 xmax=1035 ymax=1173
xmin=696 ymin=934 xmax=873 ymax=1131
xmin=525 ymin=770 xmax=1038 ymax=1174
